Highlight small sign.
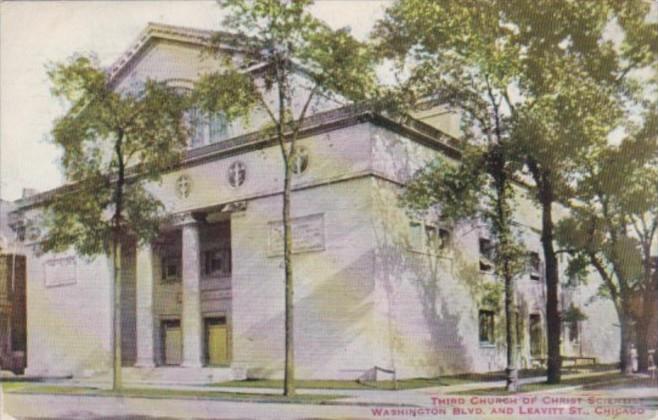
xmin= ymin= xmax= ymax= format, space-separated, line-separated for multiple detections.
xmin=268 ymin=214 xmax=325 ymax=256
xmin=44 ymin=256 xmax=76 ymax=287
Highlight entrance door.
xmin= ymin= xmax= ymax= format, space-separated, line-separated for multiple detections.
xmin=162 ymin=320 xmax=182 ymax=365
xmin=206 ymin=318 xmax=228 ymax=366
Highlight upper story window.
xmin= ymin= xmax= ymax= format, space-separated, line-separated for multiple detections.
xmin=189 ymin=108 xmax=232 ymax=148
xmin=409 ymin=222 xmax=451 ymax=255
xmin=528 ymin=251 xmax=541 ymax=280
xmin=203 ymin=248 xmax=231 ymax=277
xmin=479 ymin=237 xmax=494 ymax=272
xmin=161 ymin=256 xmax=181 ymax=283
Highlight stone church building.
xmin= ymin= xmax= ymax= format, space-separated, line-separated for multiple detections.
xmin=8 ymin=23 xmax=620 ymax=384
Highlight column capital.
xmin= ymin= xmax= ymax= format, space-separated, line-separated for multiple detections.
xmin=170 ymin=211 xmax=206 ymax=227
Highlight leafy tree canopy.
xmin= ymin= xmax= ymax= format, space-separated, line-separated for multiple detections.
xmin=41 ymin=55 xmax=189 ymax=256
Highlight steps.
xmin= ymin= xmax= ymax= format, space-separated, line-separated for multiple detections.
xmin=122 ymin=367 xmax=238 ymax=385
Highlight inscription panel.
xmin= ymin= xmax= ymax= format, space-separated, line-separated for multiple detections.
xmin=44 ymin=256 xmax=77 ymax=287
xmin=268 ymin=213 xmax=325 ymax=256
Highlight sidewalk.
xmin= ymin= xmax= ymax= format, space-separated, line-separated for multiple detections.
xmin=22 ymin=368 xmax=623 ymax=407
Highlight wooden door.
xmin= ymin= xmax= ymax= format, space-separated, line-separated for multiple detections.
xmin=206 ymin=318 xmax=228 ymax=365
xmin=163 ymin=320 xmax=182 ymax=365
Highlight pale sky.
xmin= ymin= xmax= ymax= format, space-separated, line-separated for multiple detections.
xmin=0 ymin=0 xmax=390 ymax=201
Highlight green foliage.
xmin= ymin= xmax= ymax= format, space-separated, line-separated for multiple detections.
xmin=193 ymin=0 xmax=377 ymax=133
xmin=555 ymin=105 xmax=658 ymax=314
xmin=41 ymin=55 xmax=189 ymax=256
xmin=401 ymin=153 xmax=483 ymax=224
xmin=192 ymin=69 xmax=259 ymax=124
xmin=376 ymin=0 xmax=656 ymax=383
xmin=479 ymin=282 xmax=504 ymax=312
xmin=194 ymin=0 xmax=378 ymax=397
xmin=562 ymin=304 xmax=588 ymax=323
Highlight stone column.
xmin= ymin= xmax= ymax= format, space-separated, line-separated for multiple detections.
xmin=180 ymin=214 xmax=203 ymax=368
xmin=135 ymin=243 xmax=155 ymax=367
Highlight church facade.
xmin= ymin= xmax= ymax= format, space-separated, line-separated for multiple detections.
xmin=9 ymin=23 xmax=619 ymax=384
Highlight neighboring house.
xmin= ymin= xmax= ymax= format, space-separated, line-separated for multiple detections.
xmin=0 ymin=199 xmax=26 ymax=374
xmin=8 ymin=23 xmax=619 ymax=384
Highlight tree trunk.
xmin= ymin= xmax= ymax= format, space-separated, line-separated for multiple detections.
xmin=636 ymin=318 xmax=649 ymax=373
xmin=505 ymin=273 xmax=518 ymax=392
xmin=637 ymin=246 xmax=656 ymax=373
xmin=282 ymin=164 xmax=295 ymax=397
xmin=112 ymin=238 xmax=122 ymax=391
xmin=620 ymin=312 xmax=634 ymax=375
xmin=541 ymin=197 xmax=561 ymax=384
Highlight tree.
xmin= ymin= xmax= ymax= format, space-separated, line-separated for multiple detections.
xmin=557 ymin=105 xmax=658 ymax=373
xmin=41 ymin=55 xmax=189 ymax=391
xmin=503 ymin=1 xmax=656 ymax=382
xmin=193 ymin=0 xmax=375 ymax=396
xmin=375 ymin=2 xmax=528 ymax=391
xmin=374 ymin=0 xmax=655 ymax=384
xmin=402 ymin=149 xmax=526 ymax=391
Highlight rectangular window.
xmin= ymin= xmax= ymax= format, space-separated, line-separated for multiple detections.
xmin=479 ymin=310 xmax=495 ymax=345
xmin=479 ymin=237 xmax=494 ymax=271
xmin=426 ymin=225 xmax=451 ymax=253
xmin=161 ymin=256 xmax=181 ymax=283
xmin=188 ymin=108 xmax=206 ymax=148
xmin=208 ymin=113 xmax=229 ymax=143
xmin=530 ymin=314 xmax=543 ymax=356
xmin=409 ymin=222 xmax=424 ymax=251
xmin=204 ymin=248 xmax=231 ymax=277
xmin=529 ymin=251 xmax=541 ymax=280
xmin=410 ymin=222 xmax=451 ymax=254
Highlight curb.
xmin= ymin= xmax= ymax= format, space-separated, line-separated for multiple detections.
xmin=5 ymin=389 xmax=418 ymax=408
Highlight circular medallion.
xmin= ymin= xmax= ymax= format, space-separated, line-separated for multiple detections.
xmin=175 ymin=174 xmax=192 ymax=198
xmin=292 ymin=147 xmax=309 ymax=175
xmin=228 ymin=161 xmax=247 ymax=188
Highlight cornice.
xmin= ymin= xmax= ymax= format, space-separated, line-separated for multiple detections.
xmin=10 ymin=103 xmax=462 ymax=213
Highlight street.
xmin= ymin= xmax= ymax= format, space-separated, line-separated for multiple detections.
xmin=4 ymin=381 xmax=658 ymax=420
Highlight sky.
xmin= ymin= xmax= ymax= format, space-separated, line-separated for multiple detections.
xmin=0 ymin=0 xmax=391 ymax=201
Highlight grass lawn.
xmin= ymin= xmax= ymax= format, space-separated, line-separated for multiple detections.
xmin=451 ymin=372 xmax=635 ymax=396
xmin=211 ymin=377 xmax=475 ymax=391
xmin=3 ymin=383 xmax=343 ymax=404
xmin=212 ymin=364 xmax=618 ymax=391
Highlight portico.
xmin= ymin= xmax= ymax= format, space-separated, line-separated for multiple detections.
xmin=130 ymin=210 xmax=234 ymax=372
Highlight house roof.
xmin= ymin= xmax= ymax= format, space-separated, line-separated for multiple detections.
xmin=107 ymin=22 xmax=244 ymax=86
xmin=10 ymin=23 xmax=463 ymax=212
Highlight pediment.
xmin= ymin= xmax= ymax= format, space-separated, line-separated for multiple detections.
xmin=109 ymin=23 xmax=246 ymax=92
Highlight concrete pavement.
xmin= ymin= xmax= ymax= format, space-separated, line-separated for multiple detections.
xmin=4 ymin=371 xmax=658 ymax=419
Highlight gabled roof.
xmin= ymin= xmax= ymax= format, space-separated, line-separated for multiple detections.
xmin=107 ymin=22 xmax=243 ymax=86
